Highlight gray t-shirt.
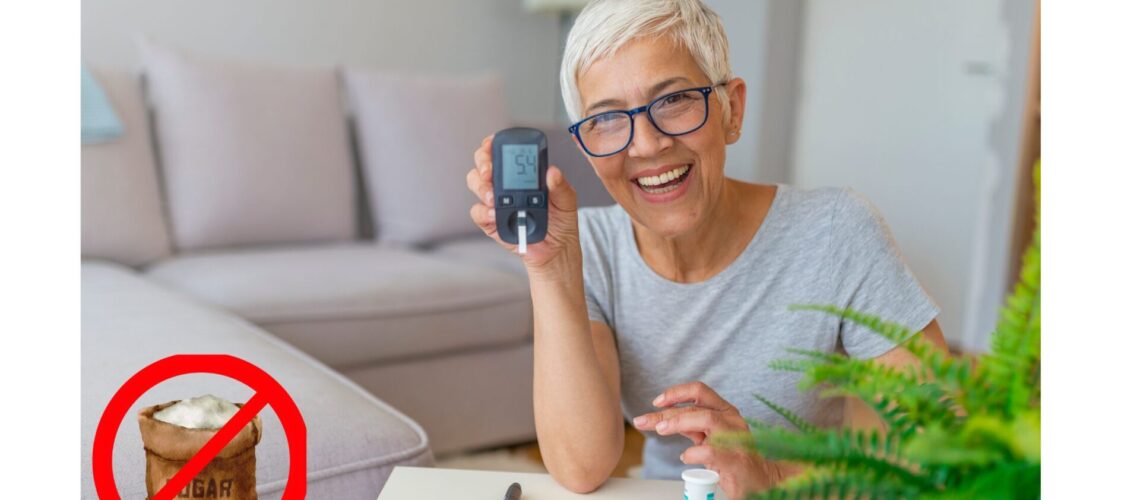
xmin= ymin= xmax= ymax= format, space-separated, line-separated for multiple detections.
xmin=577 ymin=184 xmax=939 ymax=480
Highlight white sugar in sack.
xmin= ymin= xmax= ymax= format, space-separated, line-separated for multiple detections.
xmin=153 ymin=394 xmax=239 ymax=429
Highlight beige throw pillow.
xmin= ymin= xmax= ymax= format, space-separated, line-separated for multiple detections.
xmin=141 ymin=42 xmax=357 ymax=251
xmin=81 ymin=67 xmax=173 ymax=267
xmin=343 ymin=70 xmax=509 ymax=246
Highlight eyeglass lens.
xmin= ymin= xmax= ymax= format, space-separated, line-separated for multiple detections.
xmin=578 ymin=89 xmax=709 ymax=156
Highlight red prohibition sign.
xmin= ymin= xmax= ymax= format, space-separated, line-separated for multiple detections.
xmin=93 ymin=354 xmax=307 ymax=499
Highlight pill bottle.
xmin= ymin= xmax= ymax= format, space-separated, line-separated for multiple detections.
xmin=682 ymin=468 xmax=719 ymax=500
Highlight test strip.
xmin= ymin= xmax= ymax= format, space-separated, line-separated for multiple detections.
xmin=517 ymin=210 xmax=527 ymax=255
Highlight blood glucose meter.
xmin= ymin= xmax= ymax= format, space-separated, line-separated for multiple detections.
xmin=492 ymin=127 xmax=548 ymax=254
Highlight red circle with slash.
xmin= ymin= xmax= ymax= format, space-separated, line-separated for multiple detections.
xmin=92 ymin=354 xmax=307 ymax=499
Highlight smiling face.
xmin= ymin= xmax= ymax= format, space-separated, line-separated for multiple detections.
xmin=575 ymin=35 xmax=744 ymax=239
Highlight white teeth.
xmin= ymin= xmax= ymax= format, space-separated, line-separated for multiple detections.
xmin=637 ymin=165 xmax=690 ymax=187
xmin=642 ymin=182 xmax=682 ymax=194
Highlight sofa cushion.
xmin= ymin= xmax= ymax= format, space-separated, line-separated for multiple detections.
xmin=343 ymin=343 xmax=535 ymax=455
xmin=144 ymin=243 xmax=532 ymax=368
xmin=81 ymin=261 xmax=432 ymax=499
xmin=343 ymin=70 xmax=509 ymax=246
xmin=427 ymin=236 xmax=526 ymax=278
xmin=141 ymin=42 xmax=357 ymax=251
xmin=81 ymin=68 xmax=173 ymax=267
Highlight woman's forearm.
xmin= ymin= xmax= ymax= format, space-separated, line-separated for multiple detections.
xmin=528 ymin=248 xmax=624 ymax=492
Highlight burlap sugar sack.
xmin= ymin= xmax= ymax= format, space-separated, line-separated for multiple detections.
xmin=138 ymin=401 xmax=262 ymax=499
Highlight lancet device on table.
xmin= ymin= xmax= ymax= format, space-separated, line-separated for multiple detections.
xmin=492 ymin=127 xmax=548 ymax=254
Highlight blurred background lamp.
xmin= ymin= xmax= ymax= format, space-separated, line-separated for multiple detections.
xmin=523 ymin=0 xmax=590 ymax=14
xmin=523 ymin=0 xmax=589 ymax=122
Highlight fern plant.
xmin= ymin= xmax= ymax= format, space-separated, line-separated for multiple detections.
xmin=714 ymin=166 xmax=1040 ymax=499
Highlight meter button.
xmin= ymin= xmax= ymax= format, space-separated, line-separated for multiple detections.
xmin=528 ymin=194 xmax=545 ymax=207
xmin=499 ymin=195 xmax=514 ymax=207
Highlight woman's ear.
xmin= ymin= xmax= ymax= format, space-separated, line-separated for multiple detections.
xmin=723 ymin=77 xmax=747 ymax=145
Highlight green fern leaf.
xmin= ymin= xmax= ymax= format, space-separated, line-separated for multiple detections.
xmin=748 ymin=467 xmax=922 ymax=500
xmin=755 ymin=395 xmax=819 ymax=433
xmin=740 ymin=162 xmax=1041 ymax=500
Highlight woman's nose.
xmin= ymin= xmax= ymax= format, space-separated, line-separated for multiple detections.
xmin=626 ymin=112 xmax=672 ymax=159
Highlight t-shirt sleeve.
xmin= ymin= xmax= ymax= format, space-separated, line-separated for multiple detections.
xmin=828 ymin=188 xmax=940 ymax=359
xmin=578 ymin=209 xmax=615 ymax=327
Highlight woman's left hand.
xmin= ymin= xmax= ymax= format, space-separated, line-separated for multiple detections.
xmin=632 ymin=382 xmax=791 ymax=499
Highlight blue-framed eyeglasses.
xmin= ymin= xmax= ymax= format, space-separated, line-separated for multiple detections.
xmin=568 ymin=83 xmax=726 ymax=158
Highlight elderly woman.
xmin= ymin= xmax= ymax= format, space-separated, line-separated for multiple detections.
xmin=467 ymin=0 xmax=946 ymax=497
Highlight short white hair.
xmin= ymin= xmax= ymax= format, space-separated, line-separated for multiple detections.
xmin=560 ymin=0 xmax=734 ymax=123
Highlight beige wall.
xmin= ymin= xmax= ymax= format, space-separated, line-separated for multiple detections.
xmin=81 ymin=0 xmax=563 ymax=124
xmin=790 ymin=0 xmax=1036 ymax=352
xmin=82 ymin=0 xmax=785 ymax=183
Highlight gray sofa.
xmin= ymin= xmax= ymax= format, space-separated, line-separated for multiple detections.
xmin=81 ymin=47 xmax=609 ymax=497
xmin=82 ymin=262 xmax=434 ymax=498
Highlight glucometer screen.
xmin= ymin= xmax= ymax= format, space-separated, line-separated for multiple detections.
xmin=502 ymin=144 xmax=539 ymax=190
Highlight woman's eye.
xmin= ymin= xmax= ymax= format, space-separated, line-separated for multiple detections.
xmin=585 ymin=113 xmax=625 ymax=132
xmin=662 ymin=92 xmax=696 ymax=106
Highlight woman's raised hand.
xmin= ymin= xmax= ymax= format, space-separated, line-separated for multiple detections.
xmin=467 ymin=135 xmax=581 ymax=273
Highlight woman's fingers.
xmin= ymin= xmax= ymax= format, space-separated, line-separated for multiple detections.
xmin=469 ymin=137 xmax=495 ymax=205
xmin=474 ymin=137 xmax=493 ymax=179
xmin=632 ymin=406 xmax=700 ymax=431
xmin=680 ymin=444 xmax=717 ymax=466
xmin=545 ymin=165 xmax=577 ymax=213
xmin=634 ymin=407 xmax=736 ymax=437
xmin=653 ymin=381 xmax=733 ymax=411
xmin=632 ymin=408 xmax=707 ymax=443
xmin=474 ymin=135 xmax=493 ymax=168
xmin=469 ymin=203 xmax=497 ymax=236
xmin=466 ymin=166 xmax=495 ymax=206
xmin=653 ymin=408 xmax=730 ymax=437
xmin=635 ymin=406 xmax=746 ymax=443
xmin=465 ymin=168 xmax=486 ymax=201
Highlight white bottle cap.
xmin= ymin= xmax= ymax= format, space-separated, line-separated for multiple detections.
xmin=682 ymin=469 xmax=719 ymax=500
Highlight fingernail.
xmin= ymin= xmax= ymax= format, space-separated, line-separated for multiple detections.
xmin=484 ymin=192 xmax=493 ymax=203
xmin=656 ymin=421 xmax=668 ymax=432
xmin=633 ymin=416 xmax=646 ymax=426
xmin=679 ymin=453 xmax=687 ymax=464
xmin=652 ymin=394 xmax=664 ymax=406
xmin=487 ymin=209 xmax=495 ymax=218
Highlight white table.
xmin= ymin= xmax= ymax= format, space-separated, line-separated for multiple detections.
xmin=377 ymin=466 xmax=716 ymax=499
